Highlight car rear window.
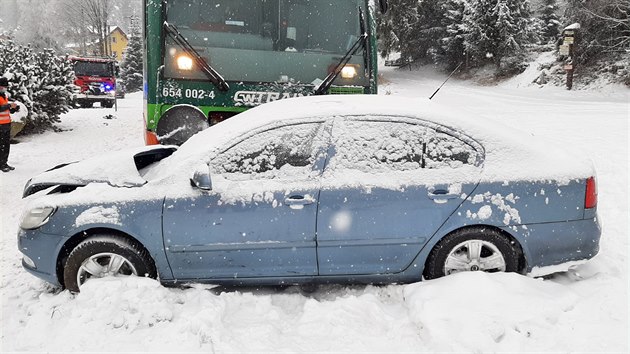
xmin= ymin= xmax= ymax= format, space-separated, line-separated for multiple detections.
xmin=329 ymin=118 xmax=481 ymax=173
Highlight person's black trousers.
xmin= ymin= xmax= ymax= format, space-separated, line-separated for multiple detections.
xmin=0 ymin=123 xmax=11 ymax=166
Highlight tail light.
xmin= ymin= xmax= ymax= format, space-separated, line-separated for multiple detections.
xmin=585 ymin=177 xmax=597 ymax=209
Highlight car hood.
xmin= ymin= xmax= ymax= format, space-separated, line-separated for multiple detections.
xmin=23 ymin=146 xmax=177 ymax=198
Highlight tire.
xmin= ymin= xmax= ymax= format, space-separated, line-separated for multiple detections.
xmin=102 ymin=101 xmax=114 ymax=108
xmin=156 ymin=105 xmax=210 ymax=146
xmin=423 ymin=227 xmax=521 ymax=280
xmin=80 ymin=102 xmax=93 ymax=109
xmin=63 ymin=235 xmax=157 ymax=292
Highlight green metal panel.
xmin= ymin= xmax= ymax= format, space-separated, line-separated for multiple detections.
xmin=144 ymin=0 xmax=378 ymax=132
xmin=329 ymin=87 xmax=365 ymax=95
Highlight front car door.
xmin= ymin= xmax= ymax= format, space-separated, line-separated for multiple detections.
xmin=317 ymin=116 xmax=484 ymax=275
xmin=163 ymin=120 xmax=331 ymax=280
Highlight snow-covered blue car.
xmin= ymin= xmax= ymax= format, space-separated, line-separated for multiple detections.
xmin=18 ymin=96 xmax=601 ymax=292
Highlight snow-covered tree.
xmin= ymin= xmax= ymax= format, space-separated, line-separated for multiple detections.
xmin=463 ymin=0 xmax=536 ymax=68
xmin=378 ymin=0 xmax=446 ymax=64
xmin=379 ymin=0 xmax=538 ymax=71
xmin=119 ymin=17 xmax=143 ymax=93
xmin=414 ymin=0 xmax=448 ymax=61
xmin=0 ymin=40 xmax=75 ymax=134
xmin=439 ymin=0 xmax=468 ymax=69
xmin=565 ymin=0 xmax=630 ymax=63
xmin=27 ymin=49 xmax=76 ymax=132
xmin=539 ymin=0 xmax=561 ymax=42
xmin=377 ymin=0 xmax=420 ymax=61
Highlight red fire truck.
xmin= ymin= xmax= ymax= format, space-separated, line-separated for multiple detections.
xmin=68 ymin=56 xmax=119 ymax=108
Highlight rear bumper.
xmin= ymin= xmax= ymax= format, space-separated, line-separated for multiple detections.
xmin=503 ymin=216 xmax=601 ymax=274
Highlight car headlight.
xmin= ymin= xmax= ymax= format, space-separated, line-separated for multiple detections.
xmin=20 ymin=207 xmax=56 ymax=230
xmin=177 ymin=55 xmax=194 ymax=71
xmin=341 ymin=65 xmax=358 ymax=79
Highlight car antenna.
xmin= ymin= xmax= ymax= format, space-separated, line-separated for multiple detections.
xmin=429 ymin=62 xmax=463 ymax=100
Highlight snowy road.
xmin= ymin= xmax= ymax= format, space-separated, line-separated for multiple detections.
xmin=1 ymin=69 xmax=628 ymax=353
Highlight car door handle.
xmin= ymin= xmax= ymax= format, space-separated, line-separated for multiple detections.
xmin=284 ymin=195 xmax=316 ymax=206
xmin=428 ymin=190 xmax=459 ymax=201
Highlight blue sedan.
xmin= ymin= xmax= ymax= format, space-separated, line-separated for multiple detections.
xmin=18 ymin=96 xmax=601 ymax=292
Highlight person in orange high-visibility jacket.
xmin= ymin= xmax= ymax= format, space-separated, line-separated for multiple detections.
xmin=0 ymin=77 xmax=19 ymax=172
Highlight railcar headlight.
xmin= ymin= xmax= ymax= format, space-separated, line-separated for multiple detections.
xmin=177 ymin=55 xmax=194 ymax=71
xmin=340 ymin=65 xmax=358 ymax=79
xmin=20 ymin=207 xmax=56 ymax=230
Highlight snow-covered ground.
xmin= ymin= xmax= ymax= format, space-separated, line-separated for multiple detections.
xmin=1 ymin=69 xmax=628 ymax=352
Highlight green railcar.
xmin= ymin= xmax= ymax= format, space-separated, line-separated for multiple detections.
xmin=143 ymin=0 xmax=386 ymax=145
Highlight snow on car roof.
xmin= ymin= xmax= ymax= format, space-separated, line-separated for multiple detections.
xmin=179 ymin=95 xmax=470 ymax=154
xmin=171 ymin=95 xmax=595 ymax=184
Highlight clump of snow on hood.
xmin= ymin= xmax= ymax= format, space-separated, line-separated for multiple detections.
xmin=27 ymin=145 xmax=168 ymax=189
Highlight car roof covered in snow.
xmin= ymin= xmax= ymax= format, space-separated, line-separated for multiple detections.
xmin=168 ymin=95 xmax=594 ymax=184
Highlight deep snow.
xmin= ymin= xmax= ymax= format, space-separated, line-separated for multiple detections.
xmin=0 ymin=67 xmax=628 ymax=353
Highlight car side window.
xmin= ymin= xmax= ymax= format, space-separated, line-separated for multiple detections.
xmin=330 ymin=119 xmax=480 ymax=172
xmin=425 ymin=131 xmax=479 ymax=169
xmin=211 ymin=122 xmax=326 ymax=180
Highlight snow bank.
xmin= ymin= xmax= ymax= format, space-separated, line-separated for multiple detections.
xmin=1 ymin=273 xmax=587 ymax=353
xmin=404 ymin=272 xmax=578 ymax=352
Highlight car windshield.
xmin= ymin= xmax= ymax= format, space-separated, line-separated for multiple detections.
xmin=164 ymin=0 xmax=367 ymax=84
xmin=73 ymin=61 xmax=114 ymax=77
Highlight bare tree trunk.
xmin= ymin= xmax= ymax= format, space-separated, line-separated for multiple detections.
xmin=60 ymin=0 xmax=112 ymax=57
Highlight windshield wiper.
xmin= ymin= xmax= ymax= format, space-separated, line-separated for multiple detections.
xmin=163 ymin=21 xmax=230 ymax=92
xmin=314 ymin=8 xmax=368 ymax=95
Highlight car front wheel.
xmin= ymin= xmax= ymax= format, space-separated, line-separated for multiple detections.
xmin=63 ymin=235 xmax=157 ymax=292
xmin=423 ymin=228 xmax=521 ymax=280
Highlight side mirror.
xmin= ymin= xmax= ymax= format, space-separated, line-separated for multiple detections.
xmin=379 ymin=0 xmax=388 ymax=13
xmin=190 ymin=164 xmax=212 ymax=191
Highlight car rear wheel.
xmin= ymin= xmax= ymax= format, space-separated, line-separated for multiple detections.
xmin=63 ymin=235 xmax=157 ymax=292
xmin=423 ymin=227 xmax=520 ymax=280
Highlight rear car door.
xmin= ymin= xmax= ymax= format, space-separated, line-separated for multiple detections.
xmin=317 ymin=116 xmax=483 ymax=275
xmin=163 ymin=120 xmax=331 ymax=280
